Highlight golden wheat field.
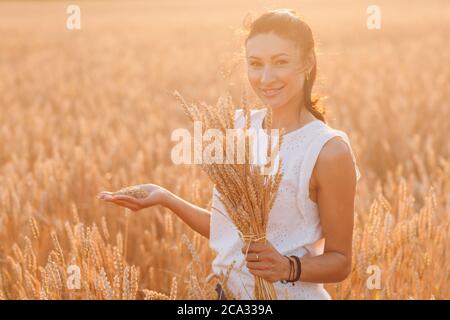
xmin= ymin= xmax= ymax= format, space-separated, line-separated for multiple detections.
xmin=0 ymin=0 xmax=449 ymax=300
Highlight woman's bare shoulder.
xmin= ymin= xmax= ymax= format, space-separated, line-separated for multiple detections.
xmin=313 ymin=136 xmax=356 ymax=185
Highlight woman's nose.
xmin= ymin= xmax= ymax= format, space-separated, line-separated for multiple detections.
xmin=260 ymin=66 xmax=276 ymax=84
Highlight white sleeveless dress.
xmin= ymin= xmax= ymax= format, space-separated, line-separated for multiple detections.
xmin=209 ymin=108 xmax=361 ymax=300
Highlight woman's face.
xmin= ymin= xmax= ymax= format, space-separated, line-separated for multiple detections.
xmin=245 ymin=32 xmax=311 ymax=109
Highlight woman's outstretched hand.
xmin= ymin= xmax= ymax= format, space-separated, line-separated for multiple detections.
xmin=97 ymin=184 xmax=168 ymax=212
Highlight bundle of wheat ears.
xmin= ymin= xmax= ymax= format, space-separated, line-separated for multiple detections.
xmin=173 ymin=90 xmax=284 ymax=300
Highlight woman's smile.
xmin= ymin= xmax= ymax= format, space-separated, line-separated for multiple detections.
xmin=260 ymin=85 xmax=285 ymax=97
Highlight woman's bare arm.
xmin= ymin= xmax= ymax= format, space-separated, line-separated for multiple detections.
xmin=299 ymin=136 xmax=357 ymax=283
xmin=160 ymin=190 xmax=211 ymax=240
xmin=98 ymin=185 xmax=211 ymax=239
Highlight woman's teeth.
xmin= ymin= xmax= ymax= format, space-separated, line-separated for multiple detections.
xmin=261 ymin=86 xmax=284 ymax=97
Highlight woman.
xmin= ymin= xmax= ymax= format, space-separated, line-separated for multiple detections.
xmin=98 ymin=9 xmax=360 ymax=300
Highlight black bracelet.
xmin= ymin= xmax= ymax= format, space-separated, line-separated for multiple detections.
xmin=291 ymin=255 xmax=302 ymax=282
xmin=298 ymin=257 xmax=302 ymax=281
xmin=288 ymin=256 xmax=295 ymax=286
xmin=288 ymin=256 xmax=294 ymax=281
xmin=281 ymin=256 xmax=294 ymax=284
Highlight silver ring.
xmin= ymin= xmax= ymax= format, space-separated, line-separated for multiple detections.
xmin=256 ymin=254 xmax=259 ymax=261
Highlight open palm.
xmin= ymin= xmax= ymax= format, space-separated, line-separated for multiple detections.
xmin=97 ymin=184 xmax=166 ymax=212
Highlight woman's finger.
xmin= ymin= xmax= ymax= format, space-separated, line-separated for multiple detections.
xmin=246 ymin=261 xmax=269 ymax=270
xmin=245 ymin=252 xmax=264 ymax=262
xmin=241 ymin=242 xmax=267 ymax=254
xmin=247 ymin=268 xmax=269 ymax=280
xmin=113 ymin=194 xmax=141 ymax=204
xmin=97 ymin=192 xmax=113 ymax=200
xmin=111 ymin=199 xmax=140 ymax=211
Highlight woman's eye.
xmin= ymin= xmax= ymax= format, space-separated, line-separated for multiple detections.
xmin=276 ymin=60 xmax=287 ymax=65
xmin=249 ymin=60 xmax=287 ymax=67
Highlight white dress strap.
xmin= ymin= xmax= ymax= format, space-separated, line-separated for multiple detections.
xmin=297 ymin=128 xmax=361 ymax=215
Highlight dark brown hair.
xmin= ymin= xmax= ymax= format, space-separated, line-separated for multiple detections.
xmin=244 ymin=9 xmax=327 ymax=123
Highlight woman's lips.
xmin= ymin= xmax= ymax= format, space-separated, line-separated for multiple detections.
xmin=260 ymin=85 xmax=285 ymax=97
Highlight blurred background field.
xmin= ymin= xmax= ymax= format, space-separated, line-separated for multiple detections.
xmin=0 ymin=0 xmax=449 ymax=299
